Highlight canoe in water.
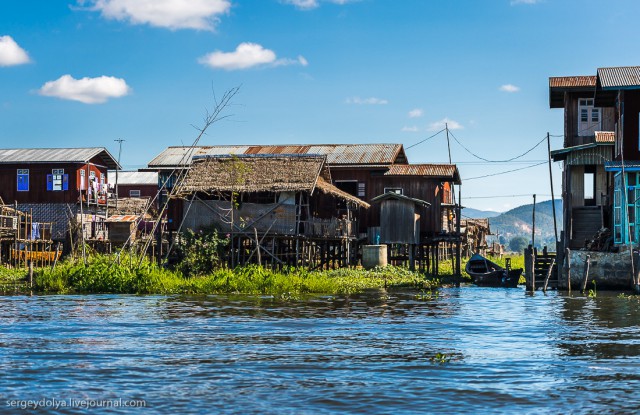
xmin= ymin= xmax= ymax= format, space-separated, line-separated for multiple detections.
xmin=465 ymin=253 xmax=522 ymax=288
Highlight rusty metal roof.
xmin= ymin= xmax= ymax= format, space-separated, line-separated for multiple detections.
xmin=595 ymin=131 xmax=615 ymax=143
xmin=549 ymin=76 xmax=596 ymax=88
xmin=107 ymin=171 xmax=158 ymax=185
xmin=0 ymin=147 xmax=120 ymax=169
xmin=597 ymin=66 xmax=640 ymax=89
xmin=147 ymin=144 xmax=406 ymax=169
xmin=384 ymin=164 xmax=461 ymax=183
xmin=549 ymin=75 xmax=597 ymax=108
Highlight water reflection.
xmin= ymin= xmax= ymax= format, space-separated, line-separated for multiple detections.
xmin=1 ymin=289 xmax=640 ymax=414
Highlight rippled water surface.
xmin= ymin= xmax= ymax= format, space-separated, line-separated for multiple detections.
xmin=2 ymin=287 xmax=640 ymax=414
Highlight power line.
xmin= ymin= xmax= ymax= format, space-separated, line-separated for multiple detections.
xmin=405 ymin=128 xmax=446 ymax=149
xmin=464 ymin=161 xmax=547 ymax=181
xmin=448 ymin=130 xmax=548 ymax=163
xmin=465 ymin=193 xmax=553 ymax=199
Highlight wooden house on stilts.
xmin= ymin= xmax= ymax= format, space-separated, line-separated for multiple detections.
xmin=175 ymin=154 xmax=370 ymax=269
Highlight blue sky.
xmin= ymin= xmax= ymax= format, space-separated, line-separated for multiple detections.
xmin=1 ymin=0 xmax=639 ymax=212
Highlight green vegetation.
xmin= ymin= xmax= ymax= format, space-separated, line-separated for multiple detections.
xmin=1 ymin=252 xmax=525 ymax=296
xmin=32 ymin=254 xmax=441 ymax=296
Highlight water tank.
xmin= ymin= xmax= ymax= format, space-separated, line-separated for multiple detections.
xmin=362 ymin=245 xmax=387 ymax=269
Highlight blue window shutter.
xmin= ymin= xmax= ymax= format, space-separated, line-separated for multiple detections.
xmin=46 ymin=174 xmax=53 ymax=191
xmin=17 ymin=175 xmax=26 ymax=191
xmin=63 ymin=174 xmax=69 ymax=191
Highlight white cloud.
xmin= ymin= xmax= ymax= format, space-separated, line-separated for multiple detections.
xmin=499 ymin=84 xmax=520 ymax=93
xmin=510 ymin=0 xmax=541 ymax=4
xmin=408 ymin=108 xmax=423 ymax=118
xmin=345 ymin=96 xmax=388 ymax=105
xmin=283 ymin=0 xmax=318 ymax=9
xmin=0 ymin=36 xmax=30 ymax=67
xmin=428 ymin=117 xmax=463 ymax=131
xmin=402 ymin=126 xmax=419 ymax=132
xmin=282 ymin=0 xmax=359 ymax=10
xmin=199 ymin=43 xmax=306 ymax=70
xmin=85 ymin=0 xmax=231 ymax=30
xmin=38 ymin=75 xmax=131 ymax=104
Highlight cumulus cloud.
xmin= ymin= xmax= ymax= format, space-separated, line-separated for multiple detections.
xmin=510 ymin=0 xmax=541 ymax=4
xmin=282 ymin=0 xmax=359 ymax=10
xmin=408 ymin=108 xmax=423 ymax=118
xmin=84 ymin=0 xmax=231 ymax=30
xmin=402 ymin=126 xmax=419 ymax=132
xmin=428 ymin=117 xmax=463 ymax=131
xmin=38 ymin=75 xmax=131 ymax=104
xmin=345 ymin=96 xmax=388 ymax=105
xmin=199 ymin=42 xmax=307 ymax=70
xmin=0 ymin=36 xmax=30 ymax=67
xmin=499 ymin=84 xmax=520 ymax=93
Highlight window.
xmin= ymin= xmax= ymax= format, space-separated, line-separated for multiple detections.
xmin=129 ymin=189 xmax=141 ymax=198
xmin=17 ymin=169 xmax=29 ymax=191
xmin=384 ymin=187 xmax=403 ymax=195
xmin=47 ymin=169 xmax=68 ymax=191
xmin=357 ymin=183 xmax=365 ymax=197
xmin=578 ymin=98 xmax=601 ymax=136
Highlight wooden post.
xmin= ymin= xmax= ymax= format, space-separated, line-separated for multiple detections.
xmin=566 ymin=248 xmax=571 ymax=293
xmin=531 ymin=194 xmax=537 ymax=250
xmin=633 ymin=251 xmax=640 ymax=292
xmin=524 ymin=245 xmax=533 ymax=291
xmin=254 ymin=227 xmax=261 ymax=266
xmin=542 ymin=258 xmax=555 ymax=293
xmin=581 ymin=255 xmax=591 ymax=293
xmin=28 ymin=260 xmax=33 ymax=288
xmin=52 ymin=242 xmax=61 ymax=270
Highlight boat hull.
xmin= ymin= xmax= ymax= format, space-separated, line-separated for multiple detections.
xmin=466 ymin=254 xmax=522 ymax=288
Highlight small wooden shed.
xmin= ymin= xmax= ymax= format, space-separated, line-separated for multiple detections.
xmin=371 ymin=192 xmax=430 ymax=244
xmin=106 ymin=214 xmax=140 ymax=244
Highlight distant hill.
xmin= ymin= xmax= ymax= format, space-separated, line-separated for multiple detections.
xmin=488 ymin=199 xmax=563 ymax=249
xmin=462 ymin=207 xmax=501 ymax=219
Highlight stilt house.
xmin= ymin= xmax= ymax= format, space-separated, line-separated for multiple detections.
xmin=549 ymin=66 xmax=640 ymax=289
xmin=175 ymin=154 xmax=369 ymax=268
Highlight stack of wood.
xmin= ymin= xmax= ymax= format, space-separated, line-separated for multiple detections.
xmin=584 ymin=227 xmax=612 ymax=251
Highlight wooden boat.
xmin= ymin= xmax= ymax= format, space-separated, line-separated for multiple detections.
xmin=465 ymin=253 xmax=522 ymax=288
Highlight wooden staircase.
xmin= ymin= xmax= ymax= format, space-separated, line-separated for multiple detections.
xmin=570 ymin=207 xmax=602 ymax=249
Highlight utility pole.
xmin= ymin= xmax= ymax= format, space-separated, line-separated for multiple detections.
xmin=445 ymin=123 xmax=452 ymax=164
xmin=114 ymin=138 xmax=125 ymax=208
xmin=547 ymin=132 xmax=558 ymax=245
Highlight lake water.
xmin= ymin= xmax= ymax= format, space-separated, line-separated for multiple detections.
xmin=1 ymin=287 xmax=640 ymax=414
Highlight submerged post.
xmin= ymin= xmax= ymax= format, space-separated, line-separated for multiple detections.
xmin=524 ymin=245 xmax=534 ymax=291
xmin=581 ymin=255 xmax=591 ymax=294
xmin=566 ymin=248 xmax=571 ymax=293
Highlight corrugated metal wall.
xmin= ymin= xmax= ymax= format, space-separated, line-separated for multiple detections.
xmin=379 ymin=199 xmax=419 ymax=244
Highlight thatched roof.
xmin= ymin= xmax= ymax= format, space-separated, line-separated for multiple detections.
xmin=178 ymin=155 xmax=369 ymax=208
xmin=109 ymin=197 xmax=155 ymax=216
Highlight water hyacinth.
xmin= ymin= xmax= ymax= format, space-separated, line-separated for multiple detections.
xmin=33 ymin=254 xmax=441 ymax=296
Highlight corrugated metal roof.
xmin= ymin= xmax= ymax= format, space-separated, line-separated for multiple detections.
xmin=147 ymin=144 xmax=405 ymax=168
xmin=595 ymin=131 xmax=615 ymax=143
xmin=0 ymin=147 xmax=120 ymax=169
xmin=605 ymin=161 xmax=640 ymax=171
xmin=384 ymin=164 xmax=460 ymax=179
xmin=107 ymin=171 xmax=158 ymax=185
xmin=597 ymin=66 xmax=640 ymax=89
xmin=549 ymin=76 xmax=597 ymax=88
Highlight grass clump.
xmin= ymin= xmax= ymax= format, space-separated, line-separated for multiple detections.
xmin=34 ymin=254 xmax=438 ymax=296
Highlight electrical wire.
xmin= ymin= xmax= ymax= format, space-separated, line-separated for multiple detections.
xmin=465 ymin=193 xmax=553 ymax=199
xmin=448 ymin=130 xmax=548 ymax=163
xmin=464 ymin=161 xmax=547 ymax=181
xmin=405 ymin=128 xmax=446 ymax=149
